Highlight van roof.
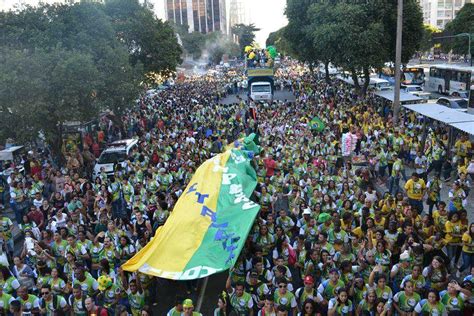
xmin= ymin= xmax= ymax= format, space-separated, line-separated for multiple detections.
xmin=104 ymin=139 xmax=138 ymax=152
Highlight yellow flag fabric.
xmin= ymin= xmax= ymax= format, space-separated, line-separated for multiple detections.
xmin=122 ymin=149 xmax=260 ymax=280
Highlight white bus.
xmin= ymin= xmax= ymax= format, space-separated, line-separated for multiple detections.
xmin=427 ymin=64 xmax=474 ymax=96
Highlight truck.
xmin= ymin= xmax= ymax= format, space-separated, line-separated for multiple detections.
xmin=247 ymin=68 xmax=274 ymax=102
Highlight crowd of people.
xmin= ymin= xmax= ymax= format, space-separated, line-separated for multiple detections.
xmin=0 ymin=59 xmax=473 ymax=316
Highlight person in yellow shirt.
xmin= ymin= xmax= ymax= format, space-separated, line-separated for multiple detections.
xmin=445 ymin=212 xmax=466 ymax=270
xmin=404 ymin=173 xmax=426 ymax=214
xmin=454 ymin=134 xmax=471 ymax=160
xmin=432 ymin=201 xmax=448 ymax=234
xmin=458 ymin=223 xmax=474 ymax=276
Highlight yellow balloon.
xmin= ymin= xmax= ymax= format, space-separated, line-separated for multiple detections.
xmin=248 ymin=52 xmax=256 ymax=59
xmin=244 ymin=46 xmax=252 ymax=53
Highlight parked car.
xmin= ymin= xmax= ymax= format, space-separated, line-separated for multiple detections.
xmin=450 ymin=90 xmax=469 ymax=98
xmin=436 ymin=97 xmax=468 ymax=111
xmin=402 ymin=85 xmax=423 ymax=94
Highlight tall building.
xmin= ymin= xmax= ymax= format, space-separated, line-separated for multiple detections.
xmin=165 ymin=0 xmax=226 ymax=33
xmin=226 ymin=0 xmax=248 ymax=34
xmin=419 ymin=0 xmax=472 ymax=29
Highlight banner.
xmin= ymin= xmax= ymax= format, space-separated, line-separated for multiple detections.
xmin=122 ymin=149 xmax=260 ymax=280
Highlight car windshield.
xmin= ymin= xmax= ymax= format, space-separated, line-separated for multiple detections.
xmin=252 ymin=85 xmax=271 ymax=93
xmin=98 ymin=152 xmax=127 ymax=164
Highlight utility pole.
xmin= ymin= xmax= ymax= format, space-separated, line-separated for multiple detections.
xmin=393 ymin=0 xmax=403 ymax=125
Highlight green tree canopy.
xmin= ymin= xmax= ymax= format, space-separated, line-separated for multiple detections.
xmin=231 ymin=23 xmax=260 ymax=54
xmin=443 ymin=3 xmax=474 ymax=55
xmin=284 ymin=0 xmax=423 ymax=94
xmin=0 ymin=1 xmax=180 ymax=153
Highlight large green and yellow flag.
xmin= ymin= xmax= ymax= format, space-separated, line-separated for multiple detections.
xmin=122 ymin=148 xmax=260 ymax=280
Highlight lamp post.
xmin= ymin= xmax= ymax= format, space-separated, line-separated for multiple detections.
xmin=393 ymin=0 xmax=403 ymax=125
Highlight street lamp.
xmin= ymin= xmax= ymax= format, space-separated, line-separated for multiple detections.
xmin=433 ymin=33 xmax=472 ymax=66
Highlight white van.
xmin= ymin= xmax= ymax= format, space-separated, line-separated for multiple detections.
xmin=93 ymin=139 xmax=138 ymax=179
xmin=369 ymin=78 xmax=392 ymax=91
xmin=250 ymin=82 xmax=273 ymax=102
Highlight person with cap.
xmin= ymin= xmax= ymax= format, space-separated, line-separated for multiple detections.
xmin=316 ymin=213 xmax=332 ymax=235
xmin=295 ymin=275 xmax=323 ymax=312
xmin=182 ymin=298 xmax=203 ymax=316
xmin=389 ymin=250 xmax=412 ymax=293
xmin=167 ymin=295 xmax=185 ymax=316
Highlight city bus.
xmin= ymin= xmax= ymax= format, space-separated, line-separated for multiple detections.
xmin=379 ymin=66 xmax=425 ymax=86
xmin=427 ymin=64 xmax=474 ymax=96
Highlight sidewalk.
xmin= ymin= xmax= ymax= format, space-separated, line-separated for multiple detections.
xmin=373 ymin=165 xmax=474 ymax=222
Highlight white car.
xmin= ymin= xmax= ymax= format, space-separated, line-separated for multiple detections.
xmin=93 ymin=139 xmax=138 ymax=179
xmin=402 ymin=85 xmax=423 ymax=94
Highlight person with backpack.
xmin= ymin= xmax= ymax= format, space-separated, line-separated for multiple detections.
xmin=68 ymin=284 xmax=87 ymax=316
xmin=84 ymin=296 xmax=108 ymax=316
xmin=39 ymin=284 xmax=69 ymax=315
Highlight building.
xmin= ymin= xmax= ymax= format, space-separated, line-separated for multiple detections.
xmin=165 ymin=0 xmax=226 ymax=33
xmin=419 ymin=0 xmax=472 ymax=29
xmin=226 ymin=0 xmax=248 ymax=34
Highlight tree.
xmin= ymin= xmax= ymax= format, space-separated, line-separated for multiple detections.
xmin=443 ymin=3 xmax=474 ymax=55
xmin=231 ymin=23 xmax=260 ymax=54
xmin=284 ymin=0 xmax=319 ymax=70
xmin=266 ymin=26 xmax=292 ymax=56
xmin=419 ymin=24 xmax=442 ymax=52
xmin=104 ymin=0 xmax=182 ymax=74
xmin=180 ymin=31 xmax=207 ymax=59
xmin=0 ymin=1 xmax=180 ymax=155
xmin=285 ymin=0 xmax=423 ymax=94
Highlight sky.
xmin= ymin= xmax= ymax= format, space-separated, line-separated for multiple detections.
xmin=248 ymin=0 xmax=288 ymax=46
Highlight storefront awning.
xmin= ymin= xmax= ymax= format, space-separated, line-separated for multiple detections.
xmin=403 ymin=103 xmax=474 ymax=135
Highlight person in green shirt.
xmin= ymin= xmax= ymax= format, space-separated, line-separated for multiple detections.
xmin=39 ymin=284 xmax=69 ymax=315
xmin=414 ymin=289 xmax=447 ymax=316
xmin=0 ymin=286 xmax=14 ymax=314
xmin=167 ymin=295 xmax=185 ymax=316
xmin=182 ymin=298 xmax=203 ymax=316
xmin=16 ymin=285 xmax=40 ymax=314
xmin=0 ymin=266 xmax=20 ymax=295
xmin=226 ymin=275 xmax=254 ymax=315
xmin=393 ymin=280 xmax=421 ymax=314
xmin=440 ymin=280 xmax=471 ymax=313
xmin=119 ymin=268 xmax=144 ymax=316
xmin=72 ymin=265 xmax=99 ymax=297
xmin=317 ymin=268 xmax=345 ymax=303
xmin=273 ymin=278 xmax=297 ymax=315
xmin=68 ymin=284 xmax=87 ymax=316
